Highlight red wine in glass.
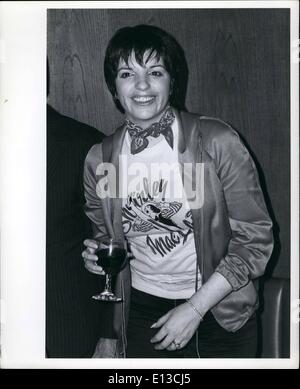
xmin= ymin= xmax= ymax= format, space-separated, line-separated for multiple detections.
xmin=92 ymin=239 xmax=127 ymax=302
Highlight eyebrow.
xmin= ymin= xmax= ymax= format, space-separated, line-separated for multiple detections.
xmin=117 ymin=66 xmax=132 ymax=72
xmin=117 ymin=64 xmax=166 ymax=72
xmin=149 ymin=64 xmax=166 ymax=69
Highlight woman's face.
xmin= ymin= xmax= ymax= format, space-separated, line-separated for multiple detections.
xmin=115 ymin=50 xmax=171 ymax=128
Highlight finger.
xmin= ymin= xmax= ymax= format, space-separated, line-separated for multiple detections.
xmin=154 ymin=334 xmax=174 ymax=351
xmin=84 ymin=264 xmax=105 ymax=276
xmin=83 ymin=239 xmax=99 ymax=249
xmin=82 ymin=251 xmax=98 ymax=261
xmin=84 ymin=260 xmax=105 ymax=275
xmin=150 ymin=326 xmax=168 ymax=344
xmin=166 ymin=342 xmax=177 ymax=352
xmin=150 ymin=311 xmax=172 ymax=329
xmin=87 ymin=246 xmax=97 ymax=254
xmin=166 ymin=339 xmax=186 ymax=351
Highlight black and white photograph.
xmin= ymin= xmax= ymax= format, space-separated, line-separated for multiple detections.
xmin=0 ymin=1 xmax=299 ymax=370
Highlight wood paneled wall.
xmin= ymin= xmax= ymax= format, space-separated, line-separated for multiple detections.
xmin=47 ymin=9 xmax=290 ymax=279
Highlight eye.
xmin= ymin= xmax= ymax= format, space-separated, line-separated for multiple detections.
xmin=150 ymin=70 xmax=163 ymax=77
xmin=119 ymin=71 xmax=134 ymax=79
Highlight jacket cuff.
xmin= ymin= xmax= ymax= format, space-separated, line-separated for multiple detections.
xmin=215 ymin=260 xmax=249 ymax=291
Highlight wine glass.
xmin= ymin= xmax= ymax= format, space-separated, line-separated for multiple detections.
xmin=92 ymin=238 xmax=127 ymax=302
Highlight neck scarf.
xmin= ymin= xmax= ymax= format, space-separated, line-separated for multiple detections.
xmin=126 ymin=107 xmax=175 ymax=155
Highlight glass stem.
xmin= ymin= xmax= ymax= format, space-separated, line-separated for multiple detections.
xmin=104 ymin=274 xmax=112 ymax=293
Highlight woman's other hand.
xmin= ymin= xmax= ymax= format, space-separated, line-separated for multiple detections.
xmin=82 ymin=239 xmax=105 ymax=275
xmin=150 ymin=302 xmax=203 ymax=351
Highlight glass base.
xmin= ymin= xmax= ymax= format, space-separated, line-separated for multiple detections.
xmin=92 ymin=290 xmax=122 ymax=302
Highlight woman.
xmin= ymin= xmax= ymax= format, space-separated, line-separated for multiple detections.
xmin=82 ymin=24 xmax=273 ymax=358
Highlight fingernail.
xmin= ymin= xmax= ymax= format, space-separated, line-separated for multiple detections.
xmin=150 ymin=323 xmax=156 ymax=328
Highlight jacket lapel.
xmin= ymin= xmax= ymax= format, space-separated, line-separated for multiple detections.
xmin=176 ymin=110 xmax=204 ymax=276
xmin=110 ymin=124 xmax=127 ymax=242
xmin=107 ymin=124 xmax=131 ymax=349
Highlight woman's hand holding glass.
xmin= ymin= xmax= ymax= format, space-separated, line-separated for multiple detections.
xmin=82 ymin=239 xmax=133 ymax=275
xmin=82 ymin=238 xmax=129 ymax=302
xmin=82 ymin=239 xmax=106 ymax=276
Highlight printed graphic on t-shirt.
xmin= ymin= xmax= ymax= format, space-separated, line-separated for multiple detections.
xmin=122 ymin=177 xmax=194 ymax=258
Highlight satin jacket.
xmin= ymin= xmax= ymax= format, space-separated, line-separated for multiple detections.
xmin=83 ymin=109 xmax=274 ymax=357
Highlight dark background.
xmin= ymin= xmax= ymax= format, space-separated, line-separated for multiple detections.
xmin=47 ymin=8 xmax=290 ymax=281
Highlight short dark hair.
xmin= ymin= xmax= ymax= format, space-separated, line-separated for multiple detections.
xmin=104 ymin=24 xmax=188 ymax=112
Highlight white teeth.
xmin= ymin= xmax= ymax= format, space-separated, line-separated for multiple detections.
xmin=133 ymin=96 xmax=154 ymax=102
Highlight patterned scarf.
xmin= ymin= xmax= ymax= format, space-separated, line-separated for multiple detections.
xmin=126 ymin=107 xmax=175 ymax=155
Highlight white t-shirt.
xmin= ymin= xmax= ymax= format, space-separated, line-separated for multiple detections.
xmin=120 ymin=118 xmax=202 ymax=299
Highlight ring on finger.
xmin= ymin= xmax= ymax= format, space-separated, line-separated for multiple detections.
xmin=172 ymin=341 xmax=181 ymax=349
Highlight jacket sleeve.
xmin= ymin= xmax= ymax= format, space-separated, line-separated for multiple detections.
xmin=83 ymin=143 xmax=111 ymax=241
xmin=210 ymin=121 xmax=274 ymax=291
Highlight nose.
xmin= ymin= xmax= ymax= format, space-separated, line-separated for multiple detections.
xmin=135 ymin=74 xmax=150 ymax=91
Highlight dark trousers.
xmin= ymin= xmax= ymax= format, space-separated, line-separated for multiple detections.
xmin=126 ymin=288 xmax=257 ymax=358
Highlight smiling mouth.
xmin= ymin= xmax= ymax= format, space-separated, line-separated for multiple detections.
xmin=132 ymin=96 xmax=155 ymax=104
